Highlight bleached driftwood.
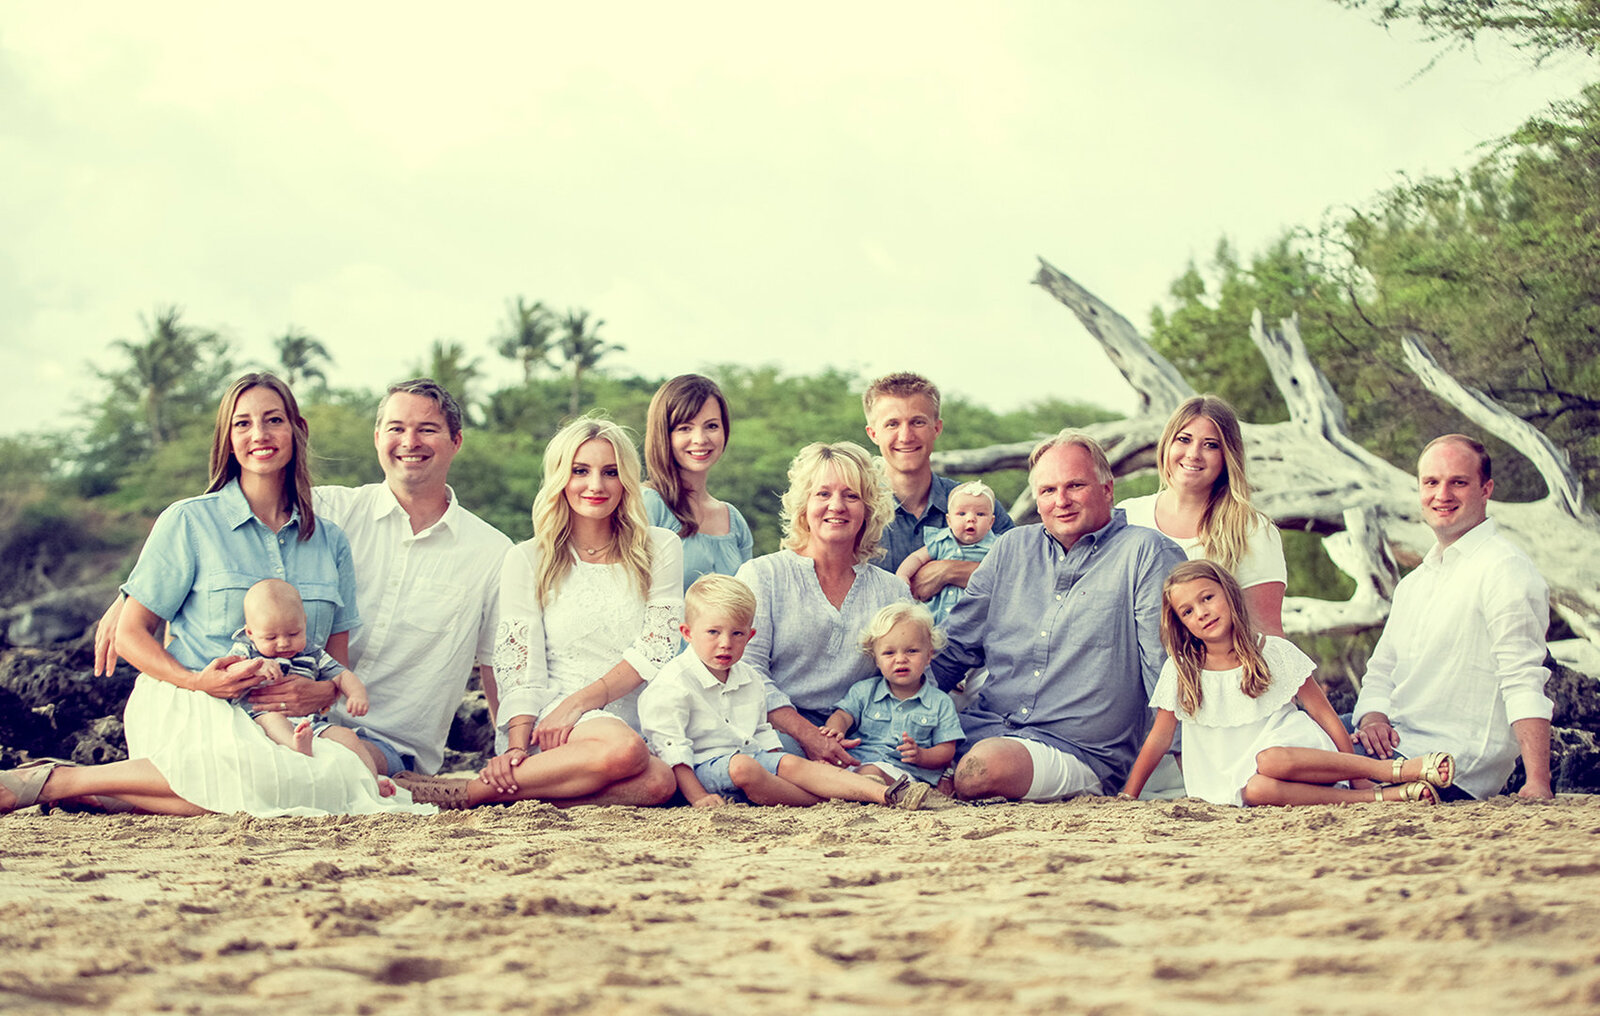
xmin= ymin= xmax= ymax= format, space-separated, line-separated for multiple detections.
xmin=934 ymin=257 xmax=1600 ymax=649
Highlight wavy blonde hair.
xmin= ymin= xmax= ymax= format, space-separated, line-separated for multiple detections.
xmin=529 ymin=415 xmax=652 ymax=608
xmin=1156 ymin=395 xmax=1270 ymax=574
xmin=857 ymin=600 xmax=947 ymax=657
xmin=1160 ymin=560 xmax=1272 ymax=716
xmin=778 ymin=442 xmax=895 ymax=564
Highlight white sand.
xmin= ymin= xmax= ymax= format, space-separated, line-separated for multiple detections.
xmin=2 ymin=794 xmax=1599 ymax=1014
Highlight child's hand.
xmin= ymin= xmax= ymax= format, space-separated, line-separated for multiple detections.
xmin=345 ymin=691 xmax=369 ymax=717
xmin=817 ymin=727 xmax=842 ymax=741
xmin=691 ymin=794 xmax=727 ymax=809
xmin=897 ymin=733 xmax=923 ymax=766
xmin=257 ymin=659 xmax=284 ymax=684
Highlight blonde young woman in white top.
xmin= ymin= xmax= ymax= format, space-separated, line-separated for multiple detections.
xmin=397 ymin=415 xmax=682 ymax=808
xmin=1119 ymin=395 xmax=1287 ymax=635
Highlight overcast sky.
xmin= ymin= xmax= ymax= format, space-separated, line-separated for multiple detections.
xmin=2 ymin=2 xmax=1591 ymax=439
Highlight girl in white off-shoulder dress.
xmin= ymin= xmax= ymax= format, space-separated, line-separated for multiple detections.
xmin=398 ymin=416 xmax=682 ymax=810
xmin=1120 ymin=561 xmax=1455 ymax=807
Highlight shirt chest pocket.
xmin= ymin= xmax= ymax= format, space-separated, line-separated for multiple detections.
xmin=295 ymin=579 xmax=344 ymax=645
xmin=204 ymin=571 xmax=261 ymax=636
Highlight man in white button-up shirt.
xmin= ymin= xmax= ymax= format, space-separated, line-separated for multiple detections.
xmin=1351 ymin=435 xmax=1554 ymax=799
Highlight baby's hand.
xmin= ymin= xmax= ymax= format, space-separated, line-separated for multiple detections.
xmin=817 ymin=727 xmax=843 ymax=741
xmin=256 ymin=659 xmax=285 ymax=684
xmin=692 ymin=794 xmax=727 ymax=809
xmin=345 ymin=691 xmax=369 ymax=716
xmin=897 ymin=733 xmax=922 ymax=766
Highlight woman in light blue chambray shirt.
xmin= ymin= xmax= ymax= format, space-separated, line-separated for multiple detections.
xmin=0 ymin=375 xmax=433 ymax=818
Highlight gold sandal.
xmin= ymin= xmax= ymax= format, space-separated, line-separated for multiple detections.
xmin=1388 ymin=752 xmax=1454 ymax=789
xmin=1375 ymin=781 xmax=1440 ymax=805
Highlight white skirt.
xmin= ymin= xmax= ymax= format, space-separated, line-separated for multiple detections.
xmin=123 ymin=674 xmax=436 ymax=817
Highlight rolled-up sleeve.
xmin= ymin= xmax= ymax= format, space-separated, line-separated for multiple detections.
xmin=1492 ymin=566 xmax=1553 ymax=723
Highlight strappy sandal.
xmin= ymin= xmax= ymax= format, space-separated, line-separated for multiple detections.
xmin=399 ymin=777 xmax=474 ymax=810
xmin=1388 ymin=752 xmax=1454 ymax=789
xmin=0 ymin=759 xmax=67 ymax=815
xmin=883 ymin=775 xmax=931 ymax=811
xmin=1375 ymin=781 xmax=1441 ymax=805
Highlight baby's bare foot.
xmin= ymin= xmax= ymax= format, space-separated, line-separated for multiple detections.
xmin=376 ymin=777 xmax=396 ymax=797
xmin=292 ymin=719 xmax=314 ymax=756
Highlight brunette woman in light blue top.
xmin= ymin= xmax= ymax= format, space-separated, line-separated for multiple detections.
xmin=643 ymin=374 xmax=754 ymax=589
xmin=0 ymin=375 xmax=433 ymax=818
xmin=735 ymin=441 xmax=910 ymax=767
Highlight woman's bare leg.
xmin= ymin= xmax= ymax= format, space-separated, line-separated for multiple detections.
xmin=1242 ymin=773 xmax=1439 ymax=806
xmin=29 ymin=759 xmax=209 ymax=816
xmin=469 ymin=719 xmax=652 ymax=806
xmin=1254 ymin=747 xmax=1444 ymax=786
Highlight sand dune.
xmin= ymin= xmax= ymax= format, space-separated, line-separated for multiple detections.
xmin=3 ymin=794 xmax=1598 ymax=1014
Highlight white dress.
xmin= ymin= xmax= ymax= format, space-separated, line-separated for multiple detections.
xmin=1149 ymin=636 xmax=1335 ymax=806
xmin=493 ymin=529 xmax=684 ymax=738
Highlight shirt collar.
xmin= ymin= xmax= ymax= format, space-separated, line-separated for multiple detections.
xmin=1038 ymin=508 xmax=1124 ymax=557
xmin=895 ymin=473 xmax=950 ymax=520
xmin=683 ymin=653 xmax=751 ymax=691
xmin=1425 ymin=515 xmax=1499 ymax=567
xmin=867 ymin=675 xmax=935 ymax=705
xmin=372 ymin=482 xmax=461 ymax=534
xmin=219 ymin=479 xmax=301 ymax=532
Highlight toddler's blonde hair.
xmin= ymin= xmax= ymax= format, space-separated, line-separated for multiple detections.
xmin=683 ymin=574 xmax=756 ymax=629
xmin=858 ymin=601 xmax=947 ymax=657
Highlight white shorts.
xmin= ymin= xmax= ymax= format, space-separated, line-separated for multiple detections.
xmin=1010 ymin=737 xmax=1103 ymax=801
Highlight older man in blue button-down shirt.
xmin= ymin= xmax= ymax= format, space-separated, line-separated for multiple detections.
xmin=931 ymin=431 xmax=1185 ymax=801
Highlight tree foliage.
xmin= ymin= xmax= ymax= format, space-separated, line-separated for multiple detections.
xmin=1336 ymin=0 xmax=1600 ymax=63
xmin=274 ymin=328 xmax=334 ymax=390
xmin=493 ymin=297 xmax=558 ymax=383
xmin=557 ymin=309 xmax=624 ymax=417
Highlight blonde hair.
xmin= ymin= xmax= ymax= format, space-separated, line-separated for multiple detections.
xmin=778 ymin=442 xmax=895 ymax=564
xmin=862 ymin=371 xmax=941 ymax=420
xmin=684 ymin=573 xmax=756 ymax=629
xmin=644 ymin=374 xmax=731 ymax=537
xmin=1156 ymin=395 xmax=1271 ymax=574
xmin=948 ymin=479 xmax=996 ymax=512
xmin=529 ymin=414 xmax=652 ymax=608
xmin=858 ymin=600 xmax=947 ymax=656
xmin=1028 ymin=429 xmax=1112 ymax=484
xmin=1160 ymin=560 xmax=1272 ymax=716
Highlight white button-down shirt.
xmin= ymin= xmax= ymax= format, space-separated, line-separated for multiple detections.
xmin=314 ymin=483 xmax=511 ymax=774
xmin=638 ymin=651 xmax=784 ymax=768
xmin=1353 ymin=518 xmax=1551 ymax=799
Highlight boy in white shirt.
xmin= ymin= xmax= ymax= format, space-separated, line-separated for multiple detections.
xmin=639 ymin=575 xmax=930 ymax=810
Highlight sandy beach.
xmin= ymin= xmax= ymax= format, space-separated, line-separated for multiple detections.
xmin=2 ymin=792 xmax=1598 ymax=1015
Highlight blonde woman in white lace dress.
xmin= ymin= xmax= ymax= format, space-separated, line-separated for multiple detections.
xmin=398 ymin=416 xmax=682 ymax=808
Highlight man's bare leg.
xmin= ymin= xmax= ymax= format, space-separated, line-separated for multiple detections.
xmin=953 ymin=737 xmax=1034 ymax=801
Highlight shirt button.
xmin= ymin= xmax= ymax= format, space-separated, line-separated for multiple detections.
xmin=1040 ymin=631 xmax=1047 ymax=638
xmin=1033 ymin=670 xmax=1041 ymax=677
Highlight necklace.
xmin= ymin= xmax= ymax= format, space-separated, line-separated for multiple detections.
xmin=579 ymin=539 xmax=612 ymax=557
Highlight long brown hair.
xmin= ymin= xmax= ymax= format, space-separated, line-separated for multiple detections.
xmin=206 ymin=373 xmax=315 ymax=541
xmin=643 ymin=374 xmax=730 ymax=538
xmin=1159 ymin=560 xmax=1271 ymax=715
xmin=1156 ymin=395 xmax=1270 ymax=573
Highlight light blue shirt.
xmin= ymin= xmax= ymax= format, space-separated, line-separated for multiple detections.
xmin=920 ymin=526 xmax=998 ymax=625
xmin=931 ymin=511 xmax=1185 ymax=788
xmin=735 ymin=550 xmax=911 ymax=721
xmin=121 ymin=480 xmax=359 ymax=671
xmin=833 ymin=675 xmax=965 ymax=784
xmin=644 ymin=487 xmax=755 ymax=590
xmin=874 ymin=474 xmax=1015 ymax=573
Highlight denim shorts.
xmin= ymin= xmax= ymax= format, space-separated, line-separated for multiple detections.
xmin=694 ymin=750 xmax=787 ymax=798
xmin=306 ymin=723 xmax=417 ymax=776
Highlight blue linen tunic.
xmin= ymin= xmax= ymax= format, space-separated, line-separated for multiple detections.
xmin=121 ymin=480 xmax=359 ymax=668
xmin=644 ymin=487 xmax=755 ymax=590
xmin=930 ymin=511 xmax=1185 ymax=788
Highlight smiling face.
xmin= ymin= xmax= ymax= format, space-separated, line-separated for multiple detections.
xmin=564 ymin=438 xmax=624 ymax=523
xmin=946 ymin=492 xmax=995 ymax=545
xmin=802 ymin=467 xmax=866 ymax=553
xmin=1167 ymin=577 xmax=1234 ymax=648
xmin=375 ymin=391 xmax=462 ymax=494
xmin=1164 ymin=414 xmax=1225 ymax=495
xmin=865 ymin=394 xmax=942 ymax=476
xmin=670 ymin=396 xmax=727 ymax=476
xmin=1032 ymin=443 xmax=1113 ymax=550
xmin=874 ymin=617 xmax=933 ymax=698
xmin=229 ymin=386 xmax=296 ymax=480
xmin=1418 ymin=440 xmax=1493 ymax=548
xmin=680 ymin=608 xmax=754 ymax=681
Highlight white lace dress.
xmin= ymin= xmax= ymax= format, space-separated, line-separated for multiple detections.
xmin=493 ymin=528 xmax=683 ymax=737
xmin=1149 ymin=636 xmax=1336 ymax=806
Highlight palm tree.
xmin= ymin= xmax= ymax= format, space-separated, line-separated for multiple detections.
xmin=558 ymin=309 xmax=625 ymax=417
xmin=105 ymin=307 xmax=219 ymax=448
xmin=416 ymin=340 xmax=482 ymax=423
xmin=493 ymin=297 xmax=557 ymax=383
xmin=274 ymin=328 xmax=334 ymax=390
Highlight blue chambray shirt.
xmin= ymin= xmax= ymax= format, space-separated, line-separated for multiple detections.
xmin=833 ymin=675 xmax=965 ymax=784
xmin=873 ymin=474 xmax=1015 ymax=573
xmin=121 ymin=480 xmax=359 ymax=672
xmin=931 ymin=510 xmax=1185 ymax=788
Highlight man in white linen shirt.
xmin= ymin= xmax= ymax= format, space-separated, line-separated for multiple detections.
xmin=99 ymin=379 xmax=511 ymax=778
xmin=1351 ymin=434 xmax=1555 ymax=800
